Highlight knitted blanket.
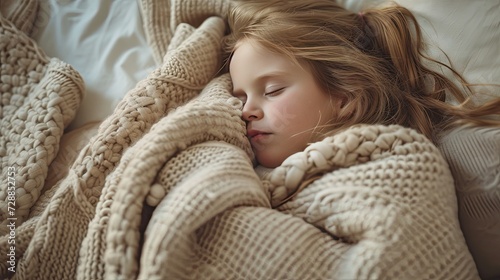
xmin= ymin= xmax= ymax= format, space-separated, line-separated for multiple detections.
xmin=0 ymin=0 xmax=479 ymax=279
xmin=0 ymin=14 xmax=83 ymax=233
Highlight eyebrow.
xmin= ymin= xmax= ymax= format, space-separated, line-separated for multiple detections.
xmin=256 ymin=71 xmax=288 ymax=81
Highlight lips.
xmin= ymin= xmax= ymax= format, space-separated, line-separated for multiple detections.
xmin=247 ymin=129 xmax=271 ymax=139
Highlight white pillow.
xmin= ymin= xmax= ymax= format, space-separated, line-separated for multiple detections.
xmin=340 ymin=0 xmax=500 ymax=103
xmin=32 ymin=0 xmax=157 ymax=130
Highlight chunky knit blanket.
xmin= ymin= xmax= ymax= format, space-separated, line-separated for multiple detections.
xmin=0 ymin=13 xmax=83 ymax=233
xmin=0 ymin=0 xmax=479 ymax=279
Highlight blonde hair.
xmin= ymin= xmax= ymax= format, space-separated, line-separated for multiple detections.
xmin=223 ymin=0 xmax=500 ymax=142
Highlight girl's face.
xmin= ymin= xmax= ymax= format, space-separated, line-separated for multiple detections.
xmin=230 ymin=39 xmax=341 ymax=168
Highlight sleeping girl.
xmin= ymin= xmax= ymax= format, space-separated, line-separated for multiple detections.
xmin=225 ymin=0 xmax=500 ymax=168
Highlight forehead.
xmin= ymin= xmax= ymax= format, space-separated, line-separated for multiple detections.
xmin=230 ymin=40 xmax=290 ymax=70
xmin=229 ymin=39 xmax=304 ymax=86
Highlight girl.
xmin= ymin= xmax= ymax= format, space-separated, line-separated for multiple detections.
xmin=224 ymin=0 xmax=500 ymax=169
xmin=223 ymin=0 xmax=500 ymax=278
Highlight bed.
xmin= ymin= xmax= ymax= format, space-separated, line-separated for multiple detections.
xmin=1 ymin=0 xmax=499 ymax=279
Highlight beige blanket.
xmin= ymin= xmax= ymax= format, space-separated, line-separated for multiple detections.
xmin=0 ymin=14 xmax=83 ymax=232
xmin=0 ymin=0 xmax=479 ymax=279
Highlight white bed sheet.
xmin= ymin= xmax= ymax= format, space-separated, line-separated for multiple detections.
xmin=32 ymin=0 xmax=157 ymax=130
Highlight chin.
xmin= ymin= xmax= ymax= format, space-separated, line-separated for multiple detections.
xmin=255 ymin=153 xmax=285 ymax=169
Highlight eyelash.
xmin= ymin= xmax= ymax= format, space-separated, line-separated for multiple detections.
xmin=264 ymin=87 xmax=285 ymax=97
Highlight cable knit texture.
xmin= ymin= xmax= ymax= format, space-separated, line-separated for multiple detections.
xmin=0 ymin=0 xmax=482 ymax=279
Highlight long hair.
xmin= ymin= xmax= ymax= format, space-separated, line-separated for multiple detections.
xmin=223 ymin=0 xmax=500 ymax=142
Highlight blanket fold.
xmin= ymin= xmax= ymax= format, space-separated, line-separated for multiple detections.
xmin=136 ymin=141 xmax=268 ymax=279
xmin=80 ymin=73 xmax=255 ymax=279
xmin=138 ymin=0 xmax=229 ymax=65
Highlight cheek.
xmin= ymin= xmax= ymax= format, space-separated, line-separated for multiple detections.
xmin=265 ymin=101 xmax=299 ymax=133
xmin=293 ymin=97 xmax=337 ymax=135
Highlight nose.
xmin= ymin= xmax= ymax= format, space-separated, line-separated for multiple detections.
xmin=242 ymin=99 xmax=263 ymax=121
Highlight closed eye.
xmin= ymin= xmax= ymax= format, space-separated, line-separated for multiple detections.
xmin=265 ymin=87 xmax=285 ymax=97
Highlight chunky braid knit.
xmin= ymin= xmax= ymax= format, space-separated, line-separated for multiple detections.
xmin=264 ymin=125 xmax=444 ymax=207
